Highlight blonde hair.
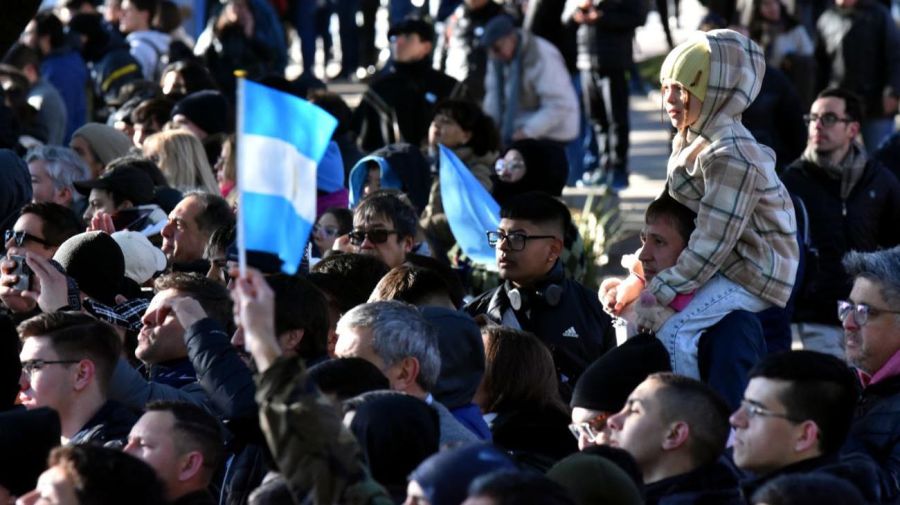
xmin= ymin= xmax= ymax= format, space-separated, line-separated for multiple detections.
xmin=144 ymin=129 xmax=218 ymax=193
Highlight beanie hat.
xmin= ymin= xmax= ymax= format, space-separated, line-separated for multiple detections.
xmin=171 ymin=90 xmax=230 ymax=136
xmin=112 ymin=231 xmax=167 ymax=284
xmin=411 ymin=443 xmax=517 ymax=505
xmin=53 ymin=231 xmax=126 ymax=306
xmin=0 ymin=407 xmax=61 ymax=497
xmin=660 ymin=36 xmax=711 ymax=103
xmin=71 ymin=123 xmax=133 ymax=166
xmin=547 ymin=453 xmax=643 ymax=505
xmin=317 ymin=141 xmax=345 ymax=193
xmin=571 ymin=334 xmax=671 ymax=412
xmin=73 ymin=165 xmax=156 ymax=205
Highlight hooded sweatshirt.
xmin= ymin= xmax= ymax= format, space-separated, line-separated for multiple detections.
xmin=650 ymin=30 xmax=799 ymax=308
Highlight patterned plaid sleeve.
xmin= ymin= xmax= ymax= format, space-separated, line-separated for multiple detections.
xmin=84 ymin=298 xmax=149 ymax=333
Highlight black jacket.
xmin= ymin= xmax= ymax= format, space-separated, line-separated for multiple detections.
xmin=780 ymin=157 xmax=900 ymax=325
xmin=185 ymin=319 xmax=268 ymax=505
xmin=742 ymin=67 xmax=807 ymax=172
xmin=843 ymin=374 xmax=900 ymax=502
xmin=464 ymin=266 xmax=615 ymax=393
xmin=645 ymin=460 xmax=743 ymax=505
xmin=815 ymin=0 xmax=900 ymax=119
xmin=172 ymin=490 xmax=217 ymax=505
xmin=69 ymin=400 xmax=138 ymax=448
xmin=490 ymin=405 xmax=577 ymax=472
xmin=434 ymin=1 xmax=507 ymax=101
xmin=352 ymin=58 xmax=466 ymax=152
xmin=562 ymin=0 xmax=646 ymax=70
xmin=740 ymin=454 xmax=887 ymax=504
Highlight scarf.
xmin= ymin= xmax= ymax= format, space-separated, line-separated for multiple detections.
xmin=492 ymin=34 xmax=523 ymax=146
xmin=802 ymin=140 xmax=867 ymax=200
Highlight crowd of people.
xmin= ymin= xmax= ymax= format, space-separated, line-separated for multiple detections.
xmin=0 ymin=0 xmax=899 ymax=504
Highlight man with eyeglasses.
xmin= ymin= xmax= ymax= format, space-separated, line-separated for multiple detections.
xmin=840 ymin=247 xmax=900 ymax=499
xmin=781 ymin=87 xmax=900 ymax=358
xmin=729 ymin=351 xmax=879 ymax=501
xmin=17 ymin=312 xmax=137 ymax=446
xmin=465 ymin=192 xmax=614 ymax=397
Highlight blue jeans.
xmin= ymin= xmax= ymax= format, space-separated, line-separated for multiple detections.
xmin=291 ymin=0 xmax=317 ymax=74
xmin=657 ymin=274 xmax=771 ymax=378
xmin=566 ymin=74 xmax=589 ymax=185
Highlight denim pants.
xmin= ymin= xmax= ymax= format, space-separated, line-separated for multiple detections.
xmin=657 ymin=274 xmax=771 ymax=378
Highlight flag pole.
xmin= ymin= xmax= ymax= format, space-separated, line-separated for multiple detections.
xmin=235 ymin=70 xmax=247 ymax=277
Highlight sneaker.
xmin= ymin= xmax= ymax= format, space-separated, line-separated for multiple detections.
xmin=577 ymin=169 xmax=607 ymax=188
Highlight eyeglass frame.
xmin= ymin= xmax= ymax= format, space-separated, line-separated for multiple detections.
xmin=738 ymin=399 xmax=802 ymax=423
xmin=486 ymin=230 xmax=559 ymax=252
xmin=348 ymin=228 xmax=400 ymax=246
xmin=837 ymin=300 xmax=900 ymax=326
xmin=20 ymin=359 xmax=80 ymax=376
xmin=567 ymin=412 xmax=610 ymax=444
xmin=803 ymin=112 xmax=855 ymax=127
xmin=4 ymin=229 xmax=51 ymax=248
xmin=313 ymin=224 xmax=342 ymax=238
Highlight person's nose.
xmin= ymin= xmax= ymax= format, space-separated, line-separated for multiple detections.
xmin=638 ymin=244 xmax=653 ymax=262
xmin=606 ymin=411 xmax=624 ymax=431
xmin=161 ymin=220 xmax=175 ymax=239
xmin=231 ymin=327 xmax=245 ymax=348
xmin=729 ymin=404 xmax=748 ymax=428
xmin=842 ymin=308 xmax=860 ymax=331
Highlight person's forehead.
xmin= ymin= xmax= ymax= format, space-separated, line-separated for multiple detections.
xmin=28 ymin=159 xmax=49 ymax=176
xmin=20 ymin=336 xmax=57 ymax=358
xmin=498 ymin=217 xmax=540 ymax=233
xmin=15 ymin=213 xmax=44 ymax=234
xmin=172 ymin=196 xmax=204 ymax=221
xmin=135 ymin=410 xmax=176 ymax=436
xmin=849 ymin=277 xmax=892 ymax=307
xmin=644 ymin=215 xmax=682 ymax=238
xmin=88 ymin=187 xmax=112 ymax=201
xmin=812 ymin=97 xmax=846 ymax=114
xmin=354 ymin=213 xmax=394 ymax=229
xmin=745 ymin=377 xmax=790 ymax=408
xmin=503 ymin=149 xmax=523 ymax=162
xmin=571 ymin=406 xmax=606 ymax=423
xmin=147 ymin=288 xmax=180 ymax=311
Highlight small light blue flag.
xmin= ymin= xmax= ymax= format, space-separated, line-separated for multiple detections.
xmin=439 ymin=145 xmax=500 ymax=265
xmin=237 ymin=79 xmax=338 ymax=274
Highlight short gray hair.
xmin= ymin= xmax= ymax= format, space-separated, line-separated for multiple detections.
xmin=337 ymin=301 xmax=441 ymax=392
xmin=25 ymin=146 xmax=91 ymax=203
xmin=843 ymin=247 xmax=900 ymax=308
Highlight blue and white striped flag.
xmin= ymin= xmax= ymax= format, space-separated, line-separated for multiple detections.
xmin=237 ymin=79 xmax=338 ymax=274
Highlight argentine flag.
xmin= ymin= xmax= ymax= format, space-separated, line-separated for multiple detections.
xmin=237 ymin=79 xmax=338 ymax=274
xmin=439 ymin=145 xmax=500 ymax=265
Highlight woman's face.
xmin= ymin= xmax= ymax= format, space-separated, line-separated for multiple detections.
xmin=313 ymin=212 xmax=342 ymax=252
xmin=495 ymin=149 xmax=526 ymax=183
xmin=662 ymin=79 xmax=702 ymax=131
xmin=759 ymin=0 xmax=781 ymax=22
xmin=216 ymin=141 xmax=233 ymax=185
xmin=428 ymin=113 xmax=472 ymax=149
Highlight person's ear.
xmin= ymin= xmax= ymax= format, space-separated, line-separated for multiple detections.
xmin=402 ymin=234 xmax=414 ymax=253
xmin=794 ymin=420 xmax=820 ymax=454
xmin=178 ymin=451 xmax=205 ymax=482
xmin=848 ymin=121 xmax=861 ymax=140
xmin=73 ymin=359 xmax=96 ymax=392
xmin=118 ymin=199 xmax=134 ymax=210
xmin=548 ymin=237 xmax=563 ymax=263
xmin=392 ymin=356 xmax=421 ymax=392
xmin=661 ymin=420 xmax=691 ymax=451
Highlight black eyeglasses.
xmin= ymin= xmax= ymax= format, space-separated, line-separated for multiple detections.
xmin=348 ymin=229 xmax=399 ymax=246
xmin=837 ymin=300 xmax=900 ymax=326
xmin=20 ymin=359 xmax=80 ymax=376
xmin=803 ymin=113 xmax=854 ymax=127
xmin=4 ymin=229 xmax=51 ymax=247
xmin=486 ymin=231 xmax=558 ymax=251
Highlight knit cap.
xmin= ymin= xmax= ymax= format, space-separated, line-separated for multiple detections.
xmin=547 ymin=453 xmax=643 ymax=505
xmin=171 ymin=90 xmax=230 ymax=136
xmin=53 ymin=231 xmax=126 ymax=305
xmin=71 ymin=123 xmax=133 ymax=166
xmin=571 ymin=334 xmax=671 ymax=412
xmin=660 ymin=36 xmax=711 ymax=103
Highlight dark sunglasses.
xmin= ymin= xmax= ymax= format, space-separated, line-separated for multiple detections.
xmin=4 ymin=229 xmax=51 ymax=247
xmin=348 ymin=229 xmax=399 ymax=246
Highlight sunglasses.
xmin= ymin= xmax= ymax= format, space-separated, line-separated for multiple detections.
xmin=348 ymin=229 xmax=399 ymax=246
xmin=4 ymin=229 xmax=51 ymax=248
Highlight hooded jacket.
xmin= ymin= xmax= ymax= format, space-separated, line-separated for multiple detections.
xmin=348 ymin=143 xmax=433 ymax=213
xmin=651 ymin=30 xmax=799 ymax=308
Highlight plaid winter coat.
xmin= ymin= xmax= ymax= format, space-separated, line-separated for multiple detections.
xmin=648 ymin=29 xmax=800 ymax=308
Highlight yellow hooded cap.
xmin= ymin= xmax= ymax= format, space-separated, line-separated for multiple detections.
xmin=660 ymin=37 xmax=711 ymax=103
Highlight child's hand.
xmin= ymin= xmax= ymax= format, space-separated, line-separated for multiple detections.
xmin=634 ymin=290 xmax=675 ymax=333
xmin=601 ymin=274 xmax=644 ymax=316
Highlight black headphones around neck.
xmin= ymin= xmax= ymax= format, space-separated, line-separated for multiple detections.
xmin=505 ymin=261 xmax=565 ymax=311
